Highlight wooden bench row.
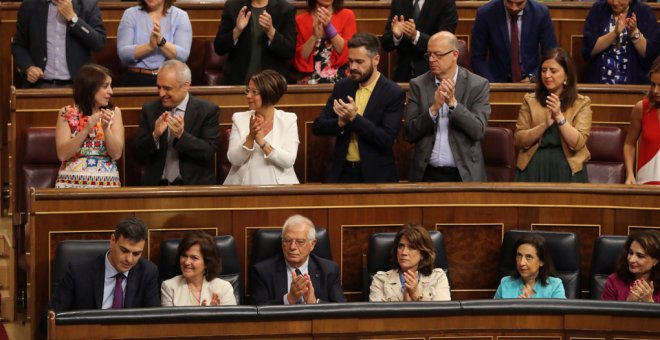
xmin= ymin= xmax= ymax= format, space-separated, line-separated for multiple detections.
xmin=10 ymin=83 xmax=650 ymax=214
xmin=28 ymin=182 xmax=660 ymax=339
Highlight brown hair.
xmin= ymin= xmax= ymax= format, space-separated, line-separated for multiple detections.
xmin=535 ymin=47 xmax=578 ymax=112
xmin=391 ymin=224 xmax=436 ymax=276
xmin=73 ymin=64 xmax=113 ymax=117
xmin=615 ymin=230 xmax=660 ymax=290
xmin=510 ymin=233 xmax=557 ymax=286
xmin=177 ymin=231 xmax=221 ymax=281
xmin=646 ymin=58 xmax=660 ymax=103
xmin=248 ymin=69 xmax=288 ymax=107
xmin=306 ymin=0 xmax=344 ymax=11
xmin=138 ymin=0 xmax=174 ymax=15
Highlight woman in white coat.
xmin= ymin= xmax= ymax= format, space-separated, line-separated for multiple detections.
xmin=224 ymin=70 xmax=300 ymax=185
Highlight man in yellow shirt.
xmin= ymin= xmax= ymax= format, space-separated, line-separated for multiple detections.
xmin=312 ymin=32 xmax=405 ymax=183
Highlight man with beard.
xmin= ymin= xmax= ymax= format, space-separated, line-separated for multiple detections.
xmin=312 ymin=32 xmax=405 ymax=183
xmin=405 ymin=32 xmax=490 ymax=182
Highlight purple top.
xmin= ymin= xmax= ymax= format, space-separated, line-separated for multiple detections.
xmin=601 ymin=273 xmax=660 ymax=303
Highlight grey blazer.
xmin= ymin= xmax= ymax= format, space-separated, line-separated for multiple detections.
xmin=404 ymin=68 xmax=491 ymax=182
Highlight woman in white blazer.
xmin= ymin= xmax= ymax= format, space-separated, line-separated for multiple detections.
xmin=161 ymin=232 xmax=237 ymax=306
xmin=369 ymin=224 xmax=451 ymax=302
xmin=224 ymin=70 xmax=300 ymax=185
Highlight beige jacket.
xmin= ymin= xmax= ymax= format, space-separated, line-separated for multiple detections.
xmin=369 ymin=268 xmax=451 ymax=302
xmin=161 ymin=275 xmax=237 ymax=306
xmin=514 ymin=93 xmax=592 ymax=174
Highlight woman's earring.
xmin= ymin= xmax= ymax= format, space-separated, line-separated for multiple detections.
xmin=563 ymin=80 xmax=567 ymax=86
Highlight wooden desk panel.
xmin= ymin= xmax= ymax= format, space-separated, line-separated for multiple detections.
xmin=28 ymin=183 xmax=660 ymax=338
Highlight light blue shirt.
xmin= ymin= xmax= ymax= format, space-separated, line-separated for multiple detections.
xmin=428 ymin=67 xmax=459 ymax=168
xmin=117 ymin=6 xmax=192 ymax=69
xmin=493 ymin=276 xmax=566 ymax=299
xmin=283 ymin=257 xmax=310 ymax=304
xmin=102 ymin=251 xmax=129 ymax=309
xmin=44 ymin=2 xmax=70 ymax=80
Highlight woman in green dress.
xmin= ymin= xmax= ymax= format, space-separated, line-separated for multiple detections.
xmin=514 ymin=48 xmax=592 ymax=182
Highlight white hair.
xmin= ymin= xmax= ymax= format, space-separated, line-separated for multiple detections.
xmin=159 ymin=59 xmax=191 ymax=85
xmin=282 ymin=214 xmax=316 ymax=240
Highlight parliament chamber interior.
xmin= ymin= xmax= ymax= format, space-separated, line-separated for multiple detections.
xmin=0 ymin=0 xmax=658 ymax=339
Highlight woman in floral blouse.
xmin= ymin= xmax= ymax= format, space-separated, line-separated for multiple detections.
xmin=55 ymin=64 xmax=124 ymax=188
xmin=294 ymin=0 xmax=356 ymax=84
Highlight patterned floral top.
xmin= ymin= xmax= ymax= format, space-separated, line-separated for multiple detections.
xmin=55 ymin=105 xmax=121 ymax=188
xmin=298 ymin=39 xmax=350 ymax=84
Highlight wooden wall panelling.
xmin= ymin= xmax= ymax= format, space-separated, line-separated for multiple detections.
xmin=435 ymin=223 xmax=504 ymax=300
xmin=340 ymin=223 xmax=403 ymax=300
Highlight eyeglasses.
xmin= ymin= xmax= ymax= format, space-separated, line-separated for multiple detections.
xmin=244 ymin=88 xmax=260 ymax=96
xmin=424 ymin=50 xmax=455 ymax=61
xmin=282 ymin=238 xmax=309 ymax=247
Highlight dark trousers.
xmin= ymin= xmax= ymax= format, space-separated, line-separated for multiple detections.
xmin=423 ymin=165 xmax=461 ymax=182
xmin=121 ymin=72 xmax=157 ymax=87
xmin=337 ymin=161 xmax=364 ymax=183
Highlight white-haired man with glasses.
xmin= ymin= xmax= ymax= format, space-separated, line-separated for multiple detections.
xmin=404 ymin=31 xmax=491 ymax=182
xmin=251 ymin=214 xmax=346 ymax=305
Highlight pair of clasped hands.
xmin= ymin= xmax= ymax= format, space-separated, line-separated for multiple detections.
xmin=148 ymin=14 xmax=164 ymax=49
xmin=201 ymin=293 xmax=221 ymax=306
xmin=333 ymin=97 xmax=359 ymax=128
xmin=627 ymin=279 xmax=655 ymax=302
xmin=248 ymin=115 xmax=271 ymax=146
xmin=235 ymin=6 xmax=276 ymax=38
xmin=544 ymin=93 xmax=566 ymax=128
xmin=390 ymin=15 xmax=418 ymax=41
xmin=401 ymin=269 xmax=422 ymax=302
xmin=311 ymin=6 xmax=333 ymax=39
xmin=84 ymin=108 xmax=115 ymax=134
xmin=154 ymin=111 xmax=184 ymax=140
xmin=431 ymin=78 xmax=457 ymax=114
xmin=287 ymin=269 xmax=317 ymax=304
xmin=612 ymin=12 xmax=639 ymax=38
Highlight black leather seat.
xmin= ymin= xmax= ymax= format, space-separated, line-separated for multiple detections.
xmin=160 ymin=235 xmax=242 ymax=304
xmin=499 ymin=230 xmax=581 ymax=299
xmin=250 ymin=228 xmax=332 ymax=265
xmin=363 ymin=231 xmax=449 ymax=301
xmin=51 ymin=240 xmax=109 ymax=296
xmin=590 ymin=235 xmax=627 ymax=300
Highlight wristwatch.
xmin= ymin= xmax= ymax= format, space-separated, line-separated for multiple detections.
xmin=68 ymin=14 xmax=78 ymax=27
xmin=557 ymin=118 xmax=567 ymax=126
xmin=631 ymin=30 xmax=641 ymax=41
xmin=157 ymin=37 xmax=167 ymax=47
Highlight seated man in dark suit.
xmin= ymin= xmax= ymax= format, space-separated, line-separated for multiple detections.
xmin=470 ymin=0 xmax=557 ymax=83
xmin=51 ymin=218 xmax=160 ymax=312
xmin=11 ymin=0 xmax=106 ymax=88
xmin=405 ymin=32 xmax=491 ymax=182
xmin=312 ymin=32 xmax=405 ymax=183
xmin=133 ymin=60 xmax=220 ymax=186
xmin=251 ymin=214 xmax=346 ymax=305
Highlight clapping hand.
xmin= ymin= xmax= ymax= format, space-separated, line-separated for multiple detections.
xmin=258 ymin=11 xmax=276 ymax=38
xmin=202 ymin=293 xmax=221 ymax=306
xmin=236 ymin=6 xmax=251 ymax=31
xmin=546 ymin=93 xmax=565 ymax=125
xmin=100 ymin=108 xmax=114 ymax=130
xmin=150 ymin=19 xmax=162 ymax=48
xmin=52 ymin=0 xmax=76 ymax=22
xmin=167 ymin=113 xmax=184 ymax=139
xmin=391 ymin=15 xmax=405 ymax=39
xmin=401 ymin=18 xmax=417 ymax=40
xmin=333 ymin=96 xmax=358 ymax=127
xmin=518 ymin=285 xmax=535 ymax=299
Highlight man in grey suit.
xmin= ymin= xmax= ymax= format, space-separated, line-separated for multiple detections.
xmin=405 ymin=32 xmax=491 ymax=182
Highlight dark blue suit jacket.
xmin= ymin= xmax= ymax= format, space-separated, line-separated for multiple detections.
xmin=250 ymin=253 xmax=346 ymax=305
xmin=11 ymin=0 xmax=106 ymax=86
xmin=470 ymin=0 xmax=557 ymax=83
xmin=132 ymin=95 xmax=220 ymax=185
xmin=312 ymin=76 xmax=405 ymax=183
xmin=50 ymin=254 xmax=160 ymax=312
